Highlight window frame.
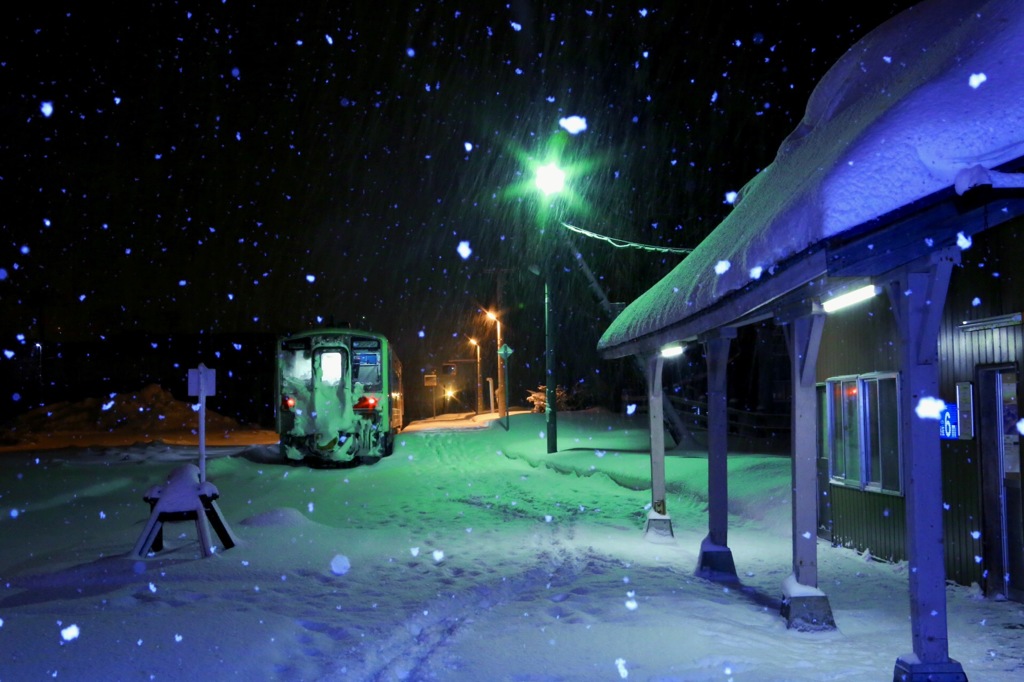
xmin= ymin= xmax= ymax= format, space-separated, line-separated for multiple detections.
xmin=823 ymin=372 xmax=903 ymax=496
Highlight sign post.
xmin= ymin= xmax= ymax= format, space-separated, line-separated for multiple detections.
xmin=424 ymin=373 xmax=438 ymax=418
xmin=131 ymin=362 xmax=236 ymax=559
xmin=188 ymin=363 xmax=216 ymax=482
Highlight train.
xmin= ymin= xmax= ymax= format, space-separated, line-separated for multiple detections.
xmin=275 ymin=328 xmax=403 ymax=465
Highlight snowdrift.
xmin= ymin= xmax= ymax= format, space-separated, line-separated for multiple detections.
xmin=0 ymin=384 xmax=275 ymax=451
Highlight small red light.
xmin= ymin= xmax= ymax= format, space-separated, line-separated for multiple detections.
xmin=282 ymin=395 xmax=296 ymax=410
xmin=354 ymin=396 xmax=379 ymax=410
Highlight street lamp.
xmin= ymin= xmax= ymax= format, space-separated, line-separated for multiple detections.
xmin=486 ymin=311 xmax=505 ymax=416
xmin=469 ymin=338 xmax=483 ymax=414
xmin=531 ymin=164 xmax=568 ymax=455
xmin=535 ymin=163 xmax=566 ymax=196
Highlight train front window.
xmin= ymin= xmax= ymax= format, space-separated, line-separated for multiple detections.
xmin=353 ymin=352 xmax=382 ymax=391
xmin=319 ymin=351 xmax=344 ymax=386
xmin=281 ymin=348 xmax=312 ymax=385
xmin=351 ymin=336 xmax=383 ymax=391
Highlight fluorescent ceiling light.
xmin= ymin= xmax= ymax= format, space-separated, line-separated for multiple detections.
xmin=822 ymin=284 xmax=879 ymax=314
xmin=660 ymin=344 xmax=684 ymax=358
xmin=959 ymin=312 xmax=1022 ymax=332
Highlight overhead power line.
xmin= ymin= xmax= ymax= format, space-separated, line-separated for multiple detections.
xmin=559 ymin=222 xmax=693 ymax=254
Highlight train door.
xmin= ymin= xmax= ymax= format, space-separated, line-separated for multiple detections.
xmin=312 ymin=346 xmax=349 ymax=441
xmin=978 ymin=365 xmax=1024 ymax=601
xmin=278 ymin=338 xmax=351 ymax=456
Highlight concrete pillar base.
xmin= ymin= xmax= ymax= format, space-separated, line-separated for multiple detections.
xmin=643 ymin=513 xmax=674 ymax=541
xmin=892 ymin=657 xmax=967 ymax=682
xmin=695 ymin=535 xmax=738 ymax=582
xmin=781 ymin=595 xmax=836 ymax=632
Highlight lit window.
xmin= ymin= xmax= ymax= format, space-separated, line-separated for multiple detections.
xmin=824 ymin=373 xmax=902 ymax=494
xmin=281 ymin=349 xmax=312 ymax=383
xmin=319 ymin=351 xmax=344 ymax=386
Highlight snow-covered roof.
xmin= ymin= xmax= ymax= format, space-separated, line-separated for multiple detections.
xmin=599 ymin=0 xmax=1024 ymax=357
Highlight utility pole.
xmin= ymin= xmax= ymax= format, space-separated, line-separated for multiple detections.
xmin=566 ymin=237 xmax=698 ymax=449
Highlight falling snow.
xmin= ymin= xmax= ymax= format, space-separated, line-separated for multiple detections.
xmin=4 ymin=1 xmax=1024 ymax=678
xmin=558 ymin=115 xmax=587 ymax=135
xmin=914 ymin=396 xmax=946 ymax=420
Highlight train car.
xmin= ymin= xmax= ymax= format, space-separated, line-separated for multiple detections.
xmin=276 ymin=328 xmax=403 ymax=465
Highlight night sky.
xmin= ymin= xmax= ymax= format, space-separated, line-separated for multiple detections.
xmin=1 ymin=1 xmax=921 ymax=421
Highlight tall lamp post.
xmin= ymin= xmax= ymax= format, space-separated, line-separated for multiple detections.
xmin=469 ymin=338 xmax=483 ymax=414
xmin=486 ymin=311 xmax=505 ymax=416
xmin=534 ymin=162 xmax=566 ymax=455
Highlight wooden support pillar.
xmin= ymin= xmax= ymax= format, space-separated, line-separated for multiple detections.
xmin=887 ymin=252 xmax=967 ymax=682
xmin=780 ymin=312 xmax=835 ymax=631
xmin=696 ymin=328 xmax=737 ymax=581
xmin=645 ymin=352 xmax=673 ymax=539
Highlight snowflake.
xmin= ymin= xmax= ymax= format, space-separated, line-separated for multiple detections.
xmin=914 ymin=396 xmax=946 ymax=419
xmin=559 ymin=116 xmax=587 ymax=135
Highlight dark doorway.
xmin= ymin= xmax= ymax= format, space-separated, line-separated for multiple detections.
xmin=816 ymin=384 xmax=833 ymax=540
xmin=977 ymin=365 xmax=1024 ymax=601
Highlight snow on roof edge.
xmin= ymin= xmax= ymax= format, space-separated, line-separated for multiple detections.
xmin=599 ymin=0 xmax=1024 ymax=356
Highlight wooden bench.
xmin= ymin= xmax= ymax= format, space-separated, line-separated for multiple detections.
xmin=132 ymin=464 xmax=238 ymax=558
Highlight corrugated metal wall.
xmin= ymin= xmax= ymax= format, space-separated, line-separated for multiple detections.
xmin=817 ymin=294 xmax=906 ymax=564
xmin=829 ymin=484 xmax=906 ymax=561
xmin=816 ymin=217 xmax=1024 ymax=586
xmin=941 ymin=442 xmax=985 ymax=587
xmin=936 ymin=219 xmax=1023 ymax=589
xmin=817 ymin=294 xmax=898 ymax=380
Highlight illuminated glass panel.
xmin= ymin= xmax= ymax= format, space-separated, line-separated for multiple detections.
xmin=320 ymin=351 xmax=344 ymax=386
xmin=825 ymin=373 xmax=902 ymax=494
xmin=281 ymin=349 xmax=312 ymax=383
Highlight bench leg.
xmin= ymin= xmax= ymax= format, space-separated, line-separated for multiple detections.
xmin=204 ymin=499 xmax=238 ymax=551
xmin=194 ymin=508 xmax=214 ymax=558
xmin=132 ymin=513 xmax=164 ymax=558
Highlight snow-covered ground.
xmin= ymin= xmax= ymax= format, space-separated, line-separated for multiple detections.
xmin=2 ymin=401 xmax=1023 ymax=680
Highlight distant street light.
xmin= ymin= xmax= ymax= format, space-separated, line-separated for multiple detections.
xmin=486 ymin=311 xmax=506 ymax=416
xmin=469 ymin=338 xmax=483 ymax=414
xmin=34 ymin=342 xmax=43 ymax=386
